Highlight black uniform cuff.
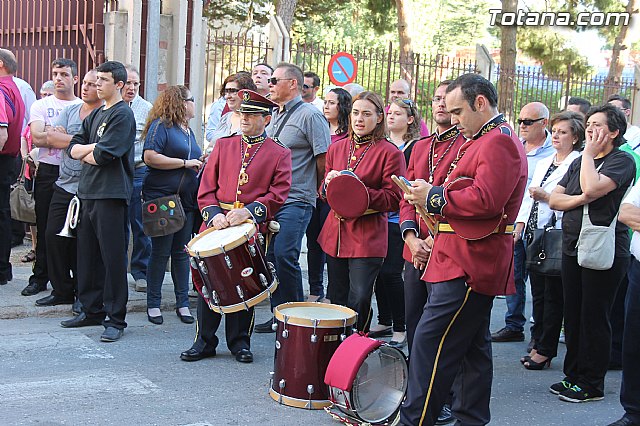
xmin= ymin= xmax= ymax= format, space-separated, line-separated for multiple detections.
xmin=400 ymin=220 xmax=418 ymax=241
xmin=426 ymin=186 xmax=446 ymax=215
xmin=201 ymin=205 xmax=223 ymax=227
xmin=246 ymin=201 xmax=267 ymax=223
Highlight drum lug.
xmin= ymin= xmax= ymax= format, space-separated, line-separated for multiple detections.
xmin=311 ymin=319 xmax=318 ymax=343
xmin=189 ymin=257 xmax=198 ymax=269
xmin=341 ymin=318 xmax=348 ymax=341
xmin=267 ymin=261 xmax=276 ymax=274
xmin=248 ymin=244 xmax=257 ymax=257
xmin=269 ymin=371 xmax=274 ymax=388
xmin=236 ymin=285 xmax=250 ymax=311
xmin=257 ymin=232 xmax=265 ymax=247
xmin=259 ymin=273 xmax=268 ymax=288
xmin=211 ymin=290 xmax=223 ymax=315
xmin=282 ymin=315 xmax=289 ymax=338
xmin=305 ymin=385 xmax=315 ymax=409
xmin=271 ymin=320 xmax=278 ymax=332
xmin=198 ymin=260 xmax=208 ymax=275
xmin=225 ymin=255 xmax=232 ymax=269
xmin=278 ymin=379 xmax=286 ymax=404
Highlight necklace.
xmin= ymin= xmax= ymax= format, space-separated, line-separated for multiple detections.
xmin=444 ymin=138 xmax=475 ymax=183
xmin=346 ymin=135 xmax=375 ymax=172
xmin=428 ymin=136 xmax=457 ymax=184
xmin=237 ymin=134 xmax=266 ymax=186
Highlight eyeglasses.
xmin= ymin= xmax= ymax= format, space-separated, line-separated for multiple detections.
xmin=183 ymin=96 xmax=194 ymax=103
xmin=223 ymin=88 xmax=239 ymax=95
xmin=517 ymin=117 xmax=545 ymax=126
xmin=431 ymin=96 xmax=445 ymax=104
xmin=268 ymin=77 xmax=295 ymax=85
xmin=303 ymin=84 xmax=311 ymax=90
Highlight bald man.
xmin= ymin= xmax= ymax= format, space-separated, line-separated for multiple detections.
xmin=491 ymin=101 xmax=555 ymax=346
xmin=386 ymin=79 xmax=429 ymax=137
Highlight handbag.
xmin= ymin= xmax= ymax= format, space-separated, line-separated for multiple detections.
xmin=525 ymin=214 xmax=562 ymax=276
xmin=576 ymin=201 xmax=617 ymax=270
xmin=142 ymin=191 xmax=186 ymax=237
xmin=10 ymin=159 xmax=37 ymax=223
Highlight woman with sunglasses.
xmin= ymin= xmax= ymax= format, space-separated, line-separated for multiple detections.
xmin=367 ymin=98 xmax=423 ymax=347
xmin=206 ymin=72 xmax=257 ymax=150
xmin=318 ymin=91 xmax=406 ymax=332
xmin=142 ymin=85 xmax=203 ymax=325
xmin=304 ymin=88 xmax=353 ymax=303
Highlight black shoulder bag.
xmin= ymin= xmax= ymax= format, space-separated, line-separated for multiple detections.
xmin=525 ymin=214 xmax=563 ymax=276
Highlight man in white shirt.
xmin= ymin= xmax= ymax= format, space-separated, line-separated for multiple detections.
xmin=302 ymin=71 xmax=323 ymax=111
xmin=608 ymin=94 xmax=640 ymax=152
xmin=21 ymin=58 xmax=82 ymax=297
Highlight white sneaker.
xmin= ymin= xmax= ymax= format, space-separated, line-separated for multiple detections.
xmin=135 ymin=278 xmax=147 ymax=292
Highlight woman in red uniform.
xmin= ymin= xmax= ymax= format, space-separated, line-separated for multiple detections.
xmin=318 ymin=91 xmax=405 ymax=332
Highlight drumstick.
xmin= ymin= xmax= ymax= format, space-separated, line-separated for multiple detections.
xmin=391 ymin=175 xmax=437 ymax=235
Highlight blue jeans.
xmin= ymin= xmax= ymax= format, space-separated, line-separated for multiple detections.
xmin=127 ymin=166 xmax=151 ymax=280
xmin=146 ymin=211 xmax=194 ymax=310
xmin=267 ymin=201 xmax=314 ymax=308
xmin=621 ymin=257 xmax=640 ymax=423
xmin=505 ymin=238 xmax=527 ymax=332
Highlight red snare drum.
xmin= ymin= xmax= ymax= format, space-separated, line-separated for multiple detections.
xmin=269 ymin=302 xmax=357 ymax=409
xmin=326 ymin=170 xmax=370 ymax=219
xmin=187 ymin=222 xmax=277 ymax=314
xmin=325 ymin=333 xmax=408 ymax=424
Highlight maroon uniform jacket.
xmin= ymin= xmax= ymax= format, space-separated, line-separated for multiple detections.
xmin=198 ymin=133 xmax=292 ymax=229
xmin=423 ymin=115 xmax=527 ymax=296
xmin=399 ymin=127 xmax=466 ymax=263
xmin=318 ymin=136 xmax=406 ymax=258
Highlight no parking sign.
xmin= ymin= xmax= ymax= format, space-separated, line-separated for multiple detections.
xmin=327 ymin=52 xmax=358 ymax=86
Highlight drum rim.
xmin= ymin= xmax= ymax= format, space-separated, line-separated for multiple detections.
xmin=268 ymin=387 xmax=331 ymax=409
xmin=204 ymin=278 xmax=278 ymax=314
xmin=186 ymin=222 xmax=257 ymax=257
xmin=274 ymin=302 xmax=357 ymax=328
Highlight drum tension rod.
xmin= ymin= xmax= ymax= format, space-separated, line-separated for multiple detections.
xmin=306 ymin=385 xmax=315 ymax=409
xmin=278 ymin=379 xmax=286 ymax=404
xmin=220 ymin=246 xmax=233 ymax=269
xmin=236 ymin=285 xmax=250 ymax=311
xmin=341 ymin=318 xmax=348 ymax=341
xmin=282 ymin=315 xmax=289 ymax=339
xmin=311 ymin=319 xmax=318 ymax=343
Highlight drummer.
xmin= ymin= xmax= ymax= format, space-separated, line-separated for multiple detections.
xmin=180 ymin=90 xmax=292 ymax=363
xmin=318 ymin=91 xmax=406 ymax=332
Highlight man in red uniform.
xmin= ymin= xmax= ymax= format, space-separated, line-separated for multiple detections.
xmin=401 ymin=74 xmax=527 ymax=426
xmin=0 ymin=48 xmax=26 ymax=286
xmin=180 ymin=90 xmax=291 ymax=363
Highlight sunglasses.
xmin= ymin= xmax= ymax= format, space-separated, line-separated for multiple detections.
xmin=268 ymin=77 xmax=295 ymax=85
xmin=183 ymin=96 xmax=194 ymax=103
xmin=223 ymin=88 xmax=239 ymax=95
xmin=399 ymin=99 xmax=416 ymax=115
xmin=517 ymin=117 xmax=545 ymax=126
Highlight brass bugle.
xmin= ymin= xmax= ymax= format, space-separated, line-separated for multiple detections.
xmin=57 ymin=195 xmax=80 ymax=238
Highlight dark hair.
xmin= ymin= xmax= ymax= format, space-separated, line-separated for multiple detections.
xmin=327 ymin=88 xmax=352 ymax=135
xmin=445 ymin=73 xmax=498 ymax=110
xmin=0 ymin=49 xmax=17 ymax=74
xmin=303 ymin=71 xmax=320 ymax=88
xmin=550 ymin=111 xmax=585 ymax=151
xmin=390 ymin=99 xmax=422 ymax=142
xmin=586 ymin=104 xmax=627 ymax=147
xmin=275 ymin=62 xmax=304 ymax=91
xmin=567 ymin=97 xmax=591 ymax=115
xmin=438 ymin=79 xmax=454 ymax=88
xmin=52 ymin=58 xmax=78 ymax=77
xmin=350 ymin=91 xmax=386 ymax=141
xmin=607 ymin=94 xmax=632 ymax=111
xmin=253 ymin=62 xmax=273 ymax=73
xmin=96 ymin=61 xmax=127 ymax=85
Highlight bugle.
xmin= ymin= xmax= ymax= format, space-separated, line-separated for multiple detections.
xmin=57 ymin=195 xmax=80 ymax=238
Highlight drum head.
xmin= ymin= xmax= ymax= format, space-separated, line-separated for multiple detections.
xmin=275 ymin=302 xmax=357 ymax=328
xmin=187 ymin=222 xmax=256 ymax=257
xmin=351 ymin=345 xmax=407 ymax=424
xmin=326 ymin=172 xmax=369 ymax=219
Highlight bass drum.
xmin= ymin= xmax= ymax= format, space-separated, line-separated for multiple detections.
xmin=324 ymin=333 xmax=408 ymax=425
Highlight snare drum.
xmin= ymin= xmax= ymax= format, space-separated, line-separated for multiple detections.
xmin=186 ymin=222 xmax=277 ymax=314
xmin=269 ymin=302 xmax=357 ymax=409
xmin=324 ymin=333 xmax=408 ymax=424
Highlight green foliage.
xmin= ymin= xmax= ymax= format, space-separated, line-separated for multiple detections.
xmin=203 ymin=0 xmax=271 ymax=30
xmin=517 ymin=28 xmax=593 ymax=78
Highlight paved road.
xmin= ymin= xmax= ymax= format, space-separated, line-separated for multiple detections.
xmin=0 ymin=243 xmax=625 ymax=425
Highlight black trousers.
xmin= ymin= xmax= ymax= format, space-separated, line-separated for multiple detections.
xmin=374 ymin=222 xmax=406 ymax=332
xmin=404 ymin=261 xmax=428 ymax=356
xmin=45 ymin=185 xmax=76 ymax=300
xmin=31 ymin=163 xmax=59 ymax=286
xmin=610 ymin=272 xmax=628 ymax=367
xmin=327 ymin=255 xmax=383 ymax=332
xmin=621 ymin=257 xmax=640 ymax=423
xmin=529 ymin=272 xmax=564 ymax=358
xmin=0 ymin=155 xmax=14 ymax=282
xmin=194 ymin=293 xmax=253 ymax=354
xmin=561 ymin=254 xmax=628 ymax=395
xmin=400 ymin=278 xmax=494 ymax=426
xmin=76 ymin=199 xmax=129 ymax=329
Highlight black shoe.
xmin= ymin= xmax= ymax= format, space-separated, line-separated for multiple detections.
xmin=35 ymin=294 xmax=74 ymax=306
xmin=148 ymin=313 xmax=163 ymax=325
xmin=235 ymin=348 xmax=253 ymax=363
xmin=436 ymin=404 xmax=455 ymax=425
xmin=100 ymin=327 xmax=124 ymax=342
xmin=60 ymin=312 xmax=103 ymax=328
xmin=0 ymin=270 xmax=12 ymax=285
xmin=491 ymin=327 xmax=525 ymax=342
xmin=72 ymin=299 xmax=83 ymax=316
xmin=254 ymin=317 xmax=276 ymax=333
xmin=549 ymin=379 xmax=573 ymax=395
xmin=21 ymin=281 xmax=47 ymax=296
xmin=526 ymin=337 xmax=536 ymax=353
xmin=558 ymin=384 xmax=604 ymax=403
xmin=180 ymin=343 xmax=217 ymax=362
xmin=608 ymin=417 xmax=640 ymax=426
xmin=176 ymin=309 xmax=194 ymax=324
xmin=368 ymin=326 xmax=393 ymax=338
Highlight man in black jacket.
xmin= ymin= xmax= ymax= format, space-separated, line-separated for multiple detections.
xmin=59 ymin=61 xmax=135 ymax=343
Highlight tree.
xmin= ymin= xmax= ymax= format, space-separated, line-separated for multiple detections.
xmin=604 ymin=0 xmax=638 ymax=95
xmin=203 ymin=0 xmax=270 ymax=32
xmin=498 ymin=0 xmax=518 ymax=115
xmin=276 ymin=0 xmax=299 ymax=33
xmin=395 ymin=0 xmax=413 ymax=64
xmin=517 ymin=28 xmax=593 ymax=77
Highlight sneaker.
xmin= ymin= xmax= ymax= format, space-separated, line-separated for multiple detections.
xmin=100 ymin=327 xmax=124 ymax=342
xmin=607 ymin=417 xmax=640 ymax=426
xmin=134 ymin=278 xmax=147 ymax=292
xmin=491 ymin=327 xmax=525 ymax=342
xmin=254 ymin=317 xmax=276 ymax=333
xmin=549 ymin=380 xmax=573 ymax=395
xmin=436 ymin=403 xmax=455 ymax=425
xmin=559 ymin=385 xmax=604 ymax=403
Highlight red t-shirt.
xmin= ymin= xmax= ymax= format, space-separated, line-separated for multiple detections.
xmin=0 ymin=75 xmax=25 ymax=157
